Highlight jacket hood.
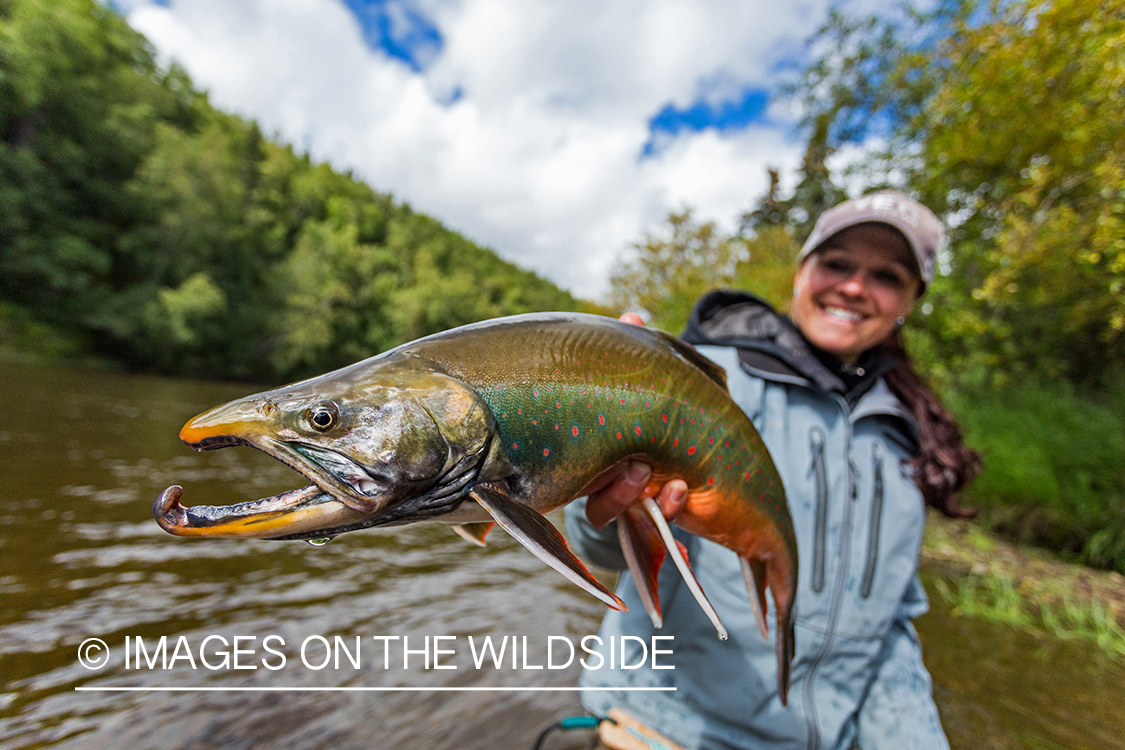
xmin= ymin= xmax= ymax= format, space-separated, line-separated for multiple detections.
xmin=681 ymin=289 xmax=897 ymax=405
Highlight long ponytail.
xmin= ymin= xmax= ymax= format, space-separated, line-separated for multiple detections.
xmin=877 ymin=331 xmax=981 ymax=517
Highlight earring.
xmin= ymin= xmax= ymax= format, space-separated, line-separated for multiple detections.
xmin=895 ymin=317 xmax=906 ymax=328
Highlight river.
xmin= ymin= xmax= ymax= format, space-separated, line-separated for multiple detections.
xmin=1 ymin=362 xmax=1121 ymax=749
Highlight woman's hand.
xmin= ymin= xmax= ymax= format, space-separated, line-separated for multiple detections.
xmin=585 ymin=461 xmax=688 ymax=528
xmin=583 ymin=312 xmax=689 ymax=528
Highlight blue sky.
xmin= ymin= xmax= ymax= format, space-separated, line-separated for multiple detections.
xmin=120 ymin=0 xmax=872 ymax=298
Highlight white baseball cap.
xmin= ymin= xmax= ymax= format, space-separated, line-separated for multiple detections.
xmin=798 ymin=190 xmax=943 ymax=290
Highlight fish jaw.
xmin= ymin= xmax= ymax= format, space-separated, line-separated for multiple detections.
xmin=162 ymin=363 xmax=511 ymax=539
xmin=152 ymin=484 xmax=375 ymax=539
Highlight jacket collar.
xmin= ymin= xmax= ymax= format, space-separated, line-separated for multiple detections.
xmin=680 ymin=289 xmax=898 ymax=407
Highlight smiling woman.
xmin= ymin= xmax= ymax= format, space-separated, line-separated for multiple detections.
xmin=569 ymin=191 xmax=983 ymax=749
xmin=791 ymin=224 xmax=920 ymax=365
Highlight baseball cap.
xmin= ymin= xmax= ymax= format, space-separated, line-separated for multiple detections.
xmin=797 ymin=190 xmax=943 ymax=289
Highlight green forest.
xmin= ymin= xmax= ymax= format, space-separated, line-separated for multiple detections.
xmin=0 ymin=0 xmax=585 ymax=382
xmin=3 ymin=0 xmax=1124 ymax=573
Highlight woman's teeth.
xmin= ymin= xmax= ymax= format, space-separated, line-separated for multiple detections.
xmin=824 ymin=306 xmax=863 ymax=322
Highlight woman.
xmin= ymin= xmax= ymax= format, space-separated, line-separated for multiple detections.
xmin=565 ymin=191 xmax=980 ymax=749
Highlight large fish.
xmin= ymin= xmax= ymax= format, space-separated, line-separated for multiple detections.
xmin=153 ymin=313 xmax=798 ymax=701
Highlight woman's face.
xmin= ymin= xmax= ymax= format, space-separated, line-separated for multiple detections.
xmin=791 ymin=223 xmax=922 ymax=364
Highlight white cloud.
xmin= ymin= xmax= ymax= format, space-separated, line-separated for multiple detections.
xmin=125 ymin=0 xmax=842 ymax=300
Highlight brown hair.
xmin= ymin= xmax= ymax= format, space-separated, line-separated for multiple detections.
xmin=877 ymin=331 xmax=981 ymax=517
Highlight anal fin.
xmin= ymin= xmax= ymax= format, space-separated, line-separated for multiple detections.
xmin=618 ymin=504 xmax=667 ymax=629
xmin=452 ymin=522 xmax=495 ymax=547
xmin=470 ymin=485 xmax=626 ymax=611
xmin=739 ymin=556 xmax=770 ymax=640
xmin=640 ymin=497 xmax=727 ymax=640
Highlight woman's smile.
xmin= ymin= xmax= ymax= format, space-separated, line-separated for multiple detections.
xmin=792 ymin=223 xmax=921 ymax=364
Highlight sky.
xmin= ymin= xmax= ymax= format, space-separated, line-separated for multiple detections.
xmin=116 ymin=0 xmax=881 ymax=300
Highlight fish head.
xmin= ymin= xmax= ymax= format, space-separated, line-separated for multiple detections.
xmin=158 ymin=358 xmax=503 ymax=539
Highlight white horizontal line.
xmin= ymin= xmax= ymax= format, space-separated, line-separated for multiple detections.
xmin=75 ymin=686 xmax=675 ymax=693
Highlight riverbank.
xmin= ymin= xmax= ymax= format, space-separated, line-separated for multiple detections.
xmin=921 ymin=510 xmax=1125 ymax=657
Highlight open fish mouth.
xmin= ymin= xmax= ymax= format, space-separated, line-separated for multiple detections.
xmin=153 ymin=429 xmax=389 ymax=539
xmin=152 ymin=483 xmax=376 ymax=540
xmin=153 ymin=431 xmax=475 ymax=540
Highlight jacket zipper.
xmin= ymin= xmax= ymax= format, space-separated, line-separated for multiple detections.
xmin=860 ymin=444 xmax=885 ymax=599
xmin=809 ymin=428 xmax=828 ymax=594
xmin=803 ymin=396 xmax=856 ymax=750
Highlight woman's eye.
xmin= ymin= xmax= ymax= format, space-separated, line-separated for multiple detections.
xmin=873 ymin=270 xmax=907 ymax=288
xmin=822 ymin=258 xmax=853 ymax=275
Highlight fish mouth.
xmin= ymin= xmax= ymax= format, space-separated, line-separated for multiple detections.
xmin=155 ymin=424 xmax=394 ymax=539
xmin=155 ymin=428 xmax=484 ymax=541
xmin=152 ymin=484 xmax=374 ymax=540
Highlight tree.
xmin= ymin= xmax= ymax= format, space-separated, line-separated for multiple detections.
xmin=608 ymin=209 xmax=743 ymax=332
xmin=0 ymin=0 xmax=584 ymax=380
xmin=793 ymin=0 xmax=1125 ymax=385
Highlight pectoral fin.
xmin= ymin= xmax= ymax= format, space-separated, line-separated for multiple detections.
xmin=640 ymin=498 xmax=727 ymax=640
xmin=452 ymin=522 xmax=495 ymax=547
xmin=470 ymin=485 xmax=626 ymax=611
xmin=739 ymin=556 xmax=770 ymax=640
xmin=618 ymin=504 xmax=667 ymax=629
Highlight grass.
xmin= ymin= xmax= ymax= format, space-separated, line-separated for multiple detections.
xmin=922 ymin=512 xmax=1125 ymax=658
xmin=946 ymin=377 xmax=1125 ymax=573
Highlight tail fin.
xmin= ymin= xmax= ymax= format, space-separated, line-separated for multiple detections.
xmin=770 ymin=559 xmax=796 ymax=706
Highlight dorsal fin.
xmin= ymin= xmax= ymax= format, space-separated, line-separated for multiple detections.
xmin=649 ymin=328 xmax=729 ymax=392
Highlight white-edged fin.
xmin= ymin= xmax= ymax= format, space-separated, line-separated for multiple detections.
xmin=641 ymin=497 xmax=728 ymax=640
xmin=452 ymin=522 xmax=495 ymax=547
xmin=739 ymin=556 xmax=770 ymax=640
xmin=618 ymin=507 xmax=664 ymax=629
xmin=470 ymin=486 xmax=626 ymax=611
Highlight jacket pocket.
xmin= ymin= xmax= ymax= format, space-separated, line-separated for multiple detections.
xmin=859 ymin=443 xmax=884 ymax=599
xmin=810 ymin=427 xmax=827 ymax=593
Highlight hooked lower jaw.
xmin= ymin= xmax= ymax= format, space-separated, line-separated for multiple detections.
xmin=152 ymin=484 xmax=373 ymax=539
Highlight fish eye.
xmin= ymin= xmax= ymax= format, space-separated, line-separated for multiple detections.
xmin=308 ymin=402 xmax=338 ymax=432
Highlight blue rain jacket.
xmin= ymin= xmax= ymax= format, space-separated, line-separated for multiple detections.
xmin=564 ymin=291 xmax=949 ymax=750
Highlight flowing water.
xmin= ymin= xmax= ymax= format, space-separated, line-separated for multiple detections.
xmin=1 ymin=362 xmax=1122 ymax=749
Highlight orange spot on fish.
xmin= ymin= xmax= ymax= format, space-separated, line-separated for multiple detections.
xmin=598 ymin=415 xmax=605 ymax=426
xmin=616 ymin=432 xmax=623 ymax=439
xmin=572 ymin=426 xmax=579 ymax=437
xmin=688 ymin=446 xmax=697 ymax=455
xmin=634 ymin=426 xmax=642 ymax=436
xmin=544 ymin=448 xmax=550 ymax=456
